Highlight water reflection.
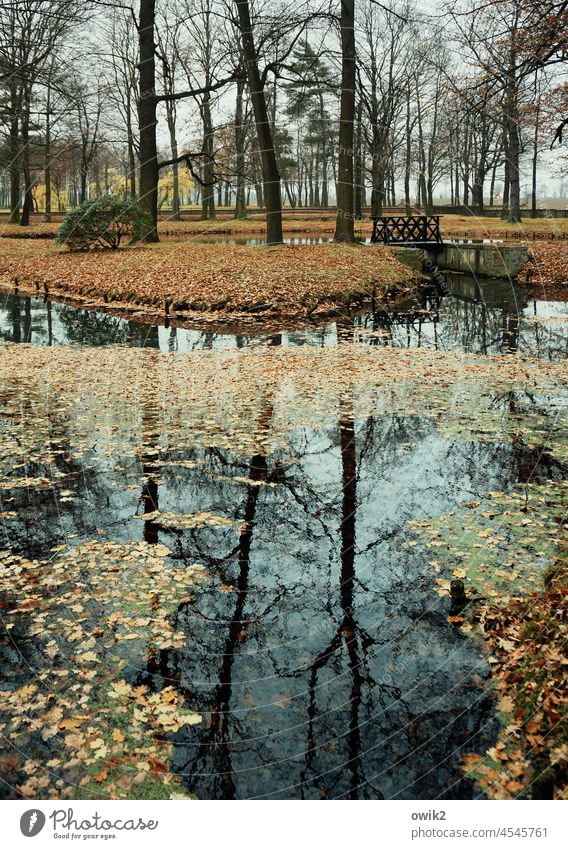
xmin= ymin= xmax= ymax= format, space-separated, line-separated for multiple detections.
xmin=150 ymin=414 xmax=564 ymax=799
xmin=2 ymin=275 xmax=566 ymax=358
xmin=352 ymin=276 xmax=568 ymax=359
xmin=4 ymin=372 xmax=567 ymax=798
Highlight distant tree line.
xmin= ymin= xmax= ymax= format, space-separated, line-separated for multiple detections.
xmin=0 ymin=0 xmax=567 ymax=240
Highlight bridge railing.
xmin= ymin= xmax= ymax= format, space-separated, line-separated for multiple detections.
xmin=371 ymin=214 xmax=443 ymax=245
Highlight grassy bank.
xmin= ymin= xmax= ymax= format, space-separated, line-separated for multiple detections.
xmin=3 ymin=212 xmax=568 ymax=242
xmin=0 ymin=212 xmax=358 ymax=240
xmin=439 ymin=215 xmax=568 ymax=241
xmin=466 ymin=549 xmax=568 ymax=800
xmin=3 ymin=213 xmax=568 ymax=303
xmin=0 ymin=239 xmax=415 ymax=318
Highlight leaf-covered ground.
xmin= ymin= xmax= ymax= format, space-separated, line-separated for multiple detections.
xmin=0 ymin=240 xmax=415 ymax=318
xmin=3 ymin=214 xmax=568 ymax=306
xmin=439 ymin=215 xmax=568 ymax=242
xmin=522 ymin=242 xmax=568 ymax=298
xmin=3 ymin=212 xmax=568 ymax=241
xmin=466 ymin=552 xmax=568 ymax=800
xmin=0 ymin=338 xmax=567 ymax=799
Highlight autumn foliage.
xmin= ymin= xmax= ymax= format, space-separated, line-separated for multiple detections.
xmin=522 ymin=242 xmax=568 ymax=297
xmin=0 ymin=240 xmax=415 ymax=317
xmin=465 ymin=555 xmax=568 ymax=800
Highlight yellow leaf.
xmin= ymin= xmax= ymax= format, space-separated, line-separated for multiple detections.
xmin=80 ymin=651 xmax=98 ymax=662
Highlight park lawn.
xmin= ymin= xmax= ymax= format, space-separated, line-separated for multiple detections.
xmin=3 ymin=212 xmax=568 ymax=242
xmin=440 ymin=214 xmax=568 ymax=241
xmin=0 ymin=220 xmax=58 ymax=238
xmin=0 ymin=213 xmax=370 ymax=240
xmin=0 ymin=212 xmax=365 ymax=240
xmin=157 ymin=212 xmax=366 ymax=237
xmin=0 ymin=238 xmax=415 ymax=317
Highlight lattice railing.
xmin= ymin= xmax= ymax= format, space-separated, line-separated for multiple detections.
xmin=371 ymin=215 xmax=442 ymax=245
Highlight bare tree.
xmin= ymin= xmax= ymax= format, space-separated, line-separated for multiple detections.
xmin=334 ymin=0 xmax=356 ymax=241
xmin=234 ymin=0 xmax=283 ymax=242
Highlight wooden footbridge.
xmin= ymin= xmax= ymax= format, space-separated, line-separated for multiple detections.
xmin=370 ymin=214 xmax=529 ymax=279
xmin=371 ymin=214 xmax=443 ymax=246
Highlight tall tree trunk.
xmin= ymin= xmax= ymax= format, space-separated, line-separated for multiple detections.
xmin=320 ymin=94 xmax=329 ymax=207
xmin=426 ymin=86 xmax=439 ymax=213
xmin=234 ymin=0 xmax=282 ymax=243
xmin=9 ymin=84 xmax=20 ymax=223
xmin=167 ymin=113 xmax=180 ymax=219
xmin=44 ymin=84 xmax=52 ymax=222
xmin=507 ymin=105 xmax=521 ymax=222
xmin=126 ymin=86 xmax=137 ymax=199
xmin=472 ymin=145 xmax=486 ymax=212
xmin=20 ymin=87 xmax=33 ymax=226
xmin=370 ymin=143 xmax=383 ymax=217
xmin=502 ymin=130 xmax=510 ymax=219
xmin=201 ymin=91 xmax=216 ymax=220
xmin=489 ymin=144 xmax=500 ymax=207
xmin=79 ymin=152 xmax=88 ymax=205
xmin=454 ymin=143 xmax=460 ymax=209
xmin=137 ymin=0 xmax=159 ymax=241
xmin=354 ymin=98 xmax=362 ymax=220
xmin=417 ymin=134 xmax=428 ymax=213
xmin=461 ymin=114 xmax=470 ymax=208
xmin=234 ymin=76 xmax=247 ymax=218
xmin=505 ymin=69 xmax=521 ymax=222
xmin=404 ymin=86 xmax=411 ymax=214
xmin=531 ymin=73 xmax=540 ymax=219
xmin=416 ymin=84 xmax=429 ymax=213
xmin=334 ymin=0 xmax=356 ymax=242
xmin=314 ymin=146 xmax=320 ymax=207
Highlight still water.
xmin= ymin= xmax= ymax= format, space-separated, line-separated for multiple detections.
xmin=1 ymin=275 xmax=567 ymax=359
xmin=0 ymin=273 xmax=566 ymax=799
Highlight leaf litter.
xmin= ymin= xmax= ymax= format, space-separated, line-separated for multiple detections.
xmin=0 ymin=338 xmax=567 ymax=799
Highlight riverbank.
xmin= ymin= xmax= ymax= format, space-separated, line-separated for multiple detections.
xmin=413 ymin=477 xmax=568 ymax=800
xmin=468 ymin=548 xmax=568 ymax=800
xmin=0 ymin=240 xmax=416 ymax=318
xmin=3 ymin=212 xmax=568 ymax=242
xmin=520 ymin=242 xmax=568 ymax=299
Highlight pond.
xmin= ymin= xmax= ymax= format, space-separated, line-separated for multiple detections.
xmin=1 ymin=274 xmax=567 ymax=359
xmin=0 ymin=273 xmax=566 ymax=800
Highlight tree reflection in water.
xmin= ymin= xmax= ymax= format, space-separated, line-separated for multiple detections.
xmin=2 ymin=366 xmax=563 ymax=797
xmin=1 ymin=279 xmax=568 ymax=358
xmin=125 ymin=406 xmax=536 ymax=800
xmin=1 ymin=280 xmax=566 ymax=799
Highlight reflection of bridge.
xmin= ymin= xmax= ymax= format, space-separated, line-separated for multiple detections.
xmin=349 ymin=276 xmax=536 ymax=356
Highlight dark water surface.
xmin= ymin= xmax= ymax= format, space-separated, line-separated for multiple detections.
xmin=1 ymin=274 xmax=567 ymax=359
xmin=1 ymin=273 xmax=566 ymax=799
